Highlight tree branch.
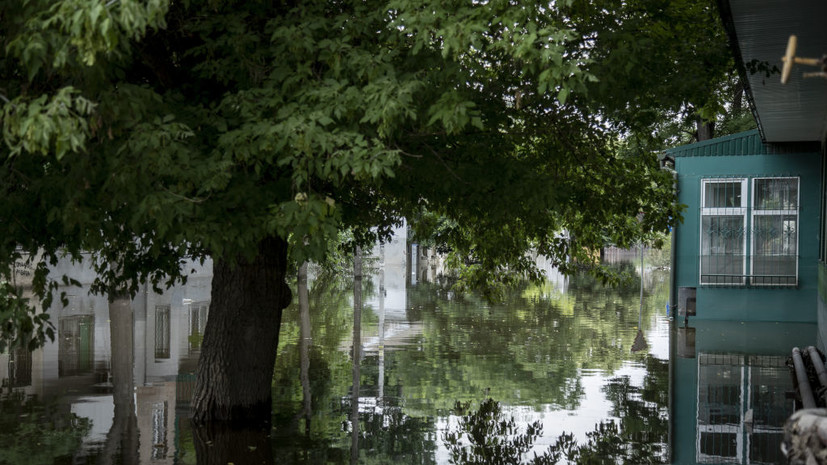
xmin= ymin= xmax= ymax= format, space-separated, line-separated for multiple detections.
xmin=423 ymin=143 xmax=469 ymax=184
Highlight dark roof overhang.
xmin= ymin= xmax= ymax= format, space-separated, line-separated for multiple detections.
xmin=719 ymin=0 xmax=827 ymax=143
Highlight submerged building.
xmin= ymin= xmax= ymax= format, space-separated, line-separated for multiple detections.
xmin=668 ymin=1 xmax=827 ymax=463
xmin=668 ymin=130 xmax=821 ymax=322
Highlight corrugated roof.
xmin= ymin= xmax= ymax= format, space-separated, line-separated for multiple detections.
xmin=720 ymin=0 xmax=827 ymax=143
xmin=666 ymin=129 xmax=819 ymax=157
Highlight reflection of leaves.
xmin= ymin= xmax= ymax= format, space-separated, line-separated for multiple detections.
xmin=0 ymin=393 xmax=90 ymax=465
xmin=444 ymin=398 xmax=562 ymax=465
xmin=444 ymin=398 xmax=668 ymax=465
xmin=188 ymin=331 xmax=204 ymax=348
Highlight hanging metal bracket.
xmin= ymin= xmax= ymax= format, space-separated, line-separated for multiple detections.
xmin=781 ymin=35 xmax=827 ymax=84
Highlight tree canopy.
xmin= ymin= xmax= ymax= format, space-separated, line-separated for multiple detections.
xmin=1 ymin=0 xmax=734 ymax=348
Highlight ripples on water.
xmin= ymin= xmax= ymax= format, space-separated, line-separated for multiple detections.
xmin=0 ymin=255 xmax=812 ymax=464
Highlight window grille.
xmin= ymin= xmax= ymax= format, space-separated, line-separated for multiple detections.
xmin=700 ymin=177 xmax=799 ymax=286
xmin=751 ymin=178 xmax=798 ymax=285
xmin=155 ymin=305 xmax=171 ymax=359
xmin=10 ymin=345 xmax=32 ymax=387
xmin=188 ymin=302 xmax=209 ymax=352
xmin=696 ymin=353 xmax=791 ymax=464
xmin=701 ymin=179 xmax=747 ymax=285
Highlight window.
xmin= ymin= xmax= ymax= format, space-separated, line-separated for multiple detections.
xmin=155 ymin=305 xmax=171 ymax=359
xmin=751 ymin=178 xmax=798 ymax=285
xmin=696 ymin=353 xmax=791 ymax=464
xmin=701 ymin=179 xmax=747 ymax=285
xmin=700 ymin=177 xmax=799 ymax=286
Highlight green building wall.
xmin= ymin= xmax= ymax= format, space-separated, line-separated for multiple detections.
xmin=671 ymin=130 xmax=821 ymax=322
xmin=670 ymin=320 xmax=816 ymax=464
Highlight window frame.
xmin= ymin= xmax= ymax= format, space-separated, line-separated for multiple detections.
xmin=749 ymin=177 xmax=799 ymax=287
xmin=698 ymin=176 xmax=800 ymax=287
xmin=699 ymin=178 xmax=748 ymax=286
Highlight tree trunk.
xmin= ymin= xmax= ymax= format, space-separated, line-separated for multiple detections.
xmin=297 ymin=262 xmax=312 ymax=436
xmin=102 ymin=293 xmax=139 ymax=464
xmin=350 ymin=247 xmax=363 ymax=465
xmin=191 ymin=236 xmax=292 ymax=424
xmin=696 ymin=117 xmax=715 ymax=141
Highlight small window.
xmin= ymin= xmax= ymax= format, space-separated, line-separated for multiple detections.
xmin=751 ymin=178 xmax=798 ymax=286
xmin=700 ymin=179 xmax=747 ymax=285
xmin=155 ymin=305 xmax=171 ymax=359
xmin=698 ymin=177 xmax=799 ymax=286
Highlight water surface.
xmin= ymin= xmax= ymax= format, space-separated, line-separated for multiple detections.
xmin=0 ymin=254 xmax=812 ymax=464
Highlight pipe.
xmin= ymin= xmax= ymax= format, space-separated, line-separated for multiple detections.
xmin=792 ymin=347 xmax=817 ymax=409
xmin=667 ymin=167 xmax=678 ymax=316
xmin=807 ymin=346 xmax=827 ymax=391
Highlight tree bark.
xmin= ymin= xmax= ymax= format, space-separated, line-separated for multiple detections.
xmin=696 ymin=117 xmax=715 ymax=141
xmin=102 ymin=293 xmax=139 ymax=465
xmin=191 ymin=236 xmax=292 ymax=424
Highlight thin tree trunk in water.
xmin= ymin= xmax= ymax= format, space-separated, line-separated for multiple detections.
xmin=298 ymin=262 xmax=312 ymax=437
xmin=351 ymin=247 xmax=362 ymax=465
xmin=191 ymin=236 xmax=292 ymax=424
xmin=102 ymin=293 xmax=139 ymax=465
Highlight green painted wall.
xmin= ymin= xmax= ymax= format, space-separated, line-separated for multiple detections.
xmin=671 ymin=131 xmax=821 ymax=322
xmin=817 ymin=263 xmax=827 ymax=351
xmin=670 ymin=320 xmax=816 ymax=465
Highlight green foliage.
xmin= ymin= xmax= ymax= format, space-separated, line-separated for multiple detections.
xmin=0 ymin=392 xmax=91 ymax=465
xmin=0 ymin=281 xmax=53 ymax=352
xmin=444 ymin=398 xmax=562 ymax=465
xmin=2 ymin=87 xmax=95 ymax=159
xmin=1 ymin=0 xmax=734 ymax=347
xmin=444 ymin=396 xmax=667 ymax=465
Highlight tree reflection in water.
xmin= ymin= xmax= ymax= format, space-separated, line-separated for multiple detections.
xmin=444 ymin=395 xmax=668 ymax=465
xmin=0 ymin=392 xmax=90 ymax=464
xmin=0 ymin=259 xmax=670 ymax=463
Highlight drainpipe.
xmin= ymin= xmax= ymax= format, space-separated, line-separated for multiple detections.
xmin=659 ymin=154 xmax=678 ymax=315
xmin=807 ymin=346 xmax=827 ymax=400
xmin=792 ymin=347 xmax=817 ymax=409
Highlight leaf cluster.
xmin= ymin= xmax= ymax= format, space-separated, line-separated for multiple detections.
xmin=0 ymin=0 xmax=735 ymax=343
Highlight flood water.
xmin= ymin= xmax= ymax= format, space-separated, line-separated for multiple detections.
xmin=0 ymin=249 xmax=815 ymax=464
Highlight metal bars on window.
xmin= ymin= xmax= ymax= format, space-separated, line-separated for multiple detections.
xmin=751 ymin=178 xmax=798 ymax=285
xmin=699 ymin=177 xmax=799 ymax=286
xmin=696 ymin=353 xmax=791 ymax=464
xmin=701 ymin=179 xmax=747 ymax=285
xmin=155 ymin=305 xmax=171 ymax=359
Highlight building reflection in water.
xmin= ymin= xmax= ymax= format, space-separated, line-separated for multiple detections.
xmin=6 ymin=244 xmax=812 ymax=464
xmin=671 ymin=320 xmax=814 ymax=465
xmin=0 ymin=254 xmax=212 ymax=463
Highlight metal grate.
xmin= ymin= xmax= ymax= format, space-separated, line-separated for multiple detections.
xmin=155 ymin=305 xmax=171 ymax=359
xmin=700 ymin=177 xmax=799 ymax=287
xmin=696 ymin=353 xmax=792 ymax=464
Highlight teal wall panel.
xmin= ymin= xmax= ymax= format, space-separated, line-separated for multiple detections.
xmin=671 ymin=131 xmax=821 ymax=322
xmin=670 ymin=320 xmax=816 ymax=465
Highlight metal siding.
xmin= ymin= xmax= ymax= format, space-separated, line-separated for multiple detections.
xmin=668 ymin=130 xmax=820 ymax=158
xmin=727 ymin=0 xmax=827 ymax=142
xmin=673 ymin=147 xmax=820 ymax=322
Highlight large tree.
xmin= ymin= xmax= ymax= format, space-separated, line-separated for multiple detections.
xmin=0 ymin=0 xmax=732 ymax=422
